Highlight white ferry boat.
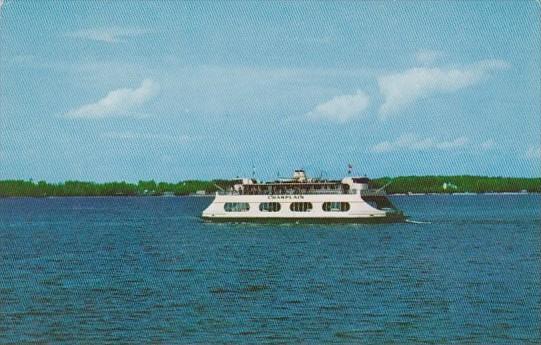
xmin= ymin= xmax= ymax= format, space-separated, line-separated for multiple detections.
xmin=202 ymin=170 xmax=405 ymax=223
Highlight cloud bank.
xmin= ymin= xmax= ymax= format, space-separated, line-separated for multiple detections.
xmin=480 ymin=139 xmax=496 ymax=150
xmin=66 ymin=79 xmax=159 ymax=119
xmin=305 ymin=90 xmax=370 ymax=123
xmin=102 ymin=131 xmax=193 ymax=143
xmin=67 ymin=27 xmax=150 ymax=43
xmin=371 ymin=133 xmax=469 ymax=153
xmin=377 ymin=59 xmax=510 ymax=118
xmin=415 ymin=49 xmax=444 ymax=65
xmin=526 ymin=146 xmax=541 ymax=159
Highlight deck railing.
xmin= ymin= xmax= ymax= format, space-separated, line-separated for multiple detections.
xmin=216 ymin=189 xmax=387 ymax=196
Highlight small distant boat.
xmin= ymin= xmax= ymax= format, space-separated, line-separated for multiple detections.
xmin=202 ymin=169 xmax=405 ymax=223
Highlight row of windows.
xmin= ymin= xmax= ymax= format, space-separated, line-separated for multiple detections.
xmin=224 ymin=202 xmax=351 ymax=212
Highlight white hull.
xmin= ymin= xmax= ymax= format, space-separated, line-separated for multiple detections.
xmin=202 ymin=192 xmax=403 ymax=222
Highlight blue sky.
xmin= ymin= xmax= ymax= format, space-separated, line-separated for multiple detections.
xmin=0 ymin=1 xmax=540 ymax=182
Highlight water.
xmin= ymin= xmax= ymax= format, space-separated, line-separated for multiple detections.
xmin=0 ymin=195 xmax=539 ymax=344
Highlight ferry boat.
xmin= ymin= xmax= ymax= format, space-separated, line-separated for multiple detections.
xmin=202 ymin=170 xmax=405 ymax=223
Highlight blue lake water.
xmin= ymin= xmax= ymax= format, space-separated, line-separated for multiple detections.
xmin=0 ymin=195 xmax=540 ymax=344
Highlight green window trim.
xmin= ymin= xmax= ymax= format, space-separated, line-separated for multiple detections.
xmin=259 ymin=202 xmax=281 ymax=212
xmin=224 ymin=202 xmax=250 ymax=212
xmin=322 ymin=202 xmax=350 ymax=212
xmin=289 ymin=202 xmax=313 ymax=212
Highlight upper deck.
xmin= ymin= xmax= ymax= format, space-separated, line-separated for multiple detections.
xmin=217 ymin=171 xmax=385 ymax=197
xmin=242 ymin=180 xmax=346 ymax=195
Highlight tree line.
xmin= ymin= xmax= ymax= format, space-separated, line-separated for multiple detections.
xmin=0 ymin=176 xmax=539 ymax=197
xmin=370 ymin=176 xmax=541 ymax=194
xmin=0 ymin=180 xmax=222 ymax=197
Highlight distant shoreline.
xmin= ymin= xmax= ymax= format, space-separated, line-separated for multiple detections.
xmin=0 ymin=192 xmax=540 ymax=200
xmin=1 ymin=176 xmax=540 ymax=198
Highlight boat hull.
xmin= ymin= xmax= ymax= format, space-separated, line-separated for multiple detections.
xmin=201 ymin=191 xmax=406 ymax=224
xmin=201 ymin=213 xmax=405 ymax=224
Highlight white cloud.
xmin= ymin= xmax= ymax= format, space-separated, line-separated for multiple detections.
xmin=415 ymin=49 xmax=444 ymax=65
xmin=66 ymin=79 xmax=160 ymax=119
xmin=525 ymin=146 xmax=541 ymax=159
xmin=67 ymin=27 xmax=150 ymax=43
xmin=371 ymin=133 xmax=469 ymax=153
xmin=305 ymin=90 xmax=370 ymax=123
xmin=435 ymin=136 xmax=469 ymax=150
xmin=102 ymin=131 xmax=196 ymax=143
xmin=102 ymin=131 xmax=139 ymax=140
xmin=480 ymin=139 xmax=496 ymax=150
xmin=378 ymin=59 xmax=510 ymax=118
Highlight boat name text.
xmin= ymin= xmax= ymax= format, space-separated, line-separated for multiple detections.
xmin=267 ymin=195 xmax=305 ymax=200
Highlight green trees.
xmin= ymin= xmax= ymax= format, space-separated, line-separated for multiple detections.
xmin=138 ymin=180 xmax=158 ymax=195
xmin=0 ymin=176 xmax=539 ymax=197
xmin=370 ymin=176 xmax=541 ymax=194
xmin=0 ymin=180 xmax=220 ymax=197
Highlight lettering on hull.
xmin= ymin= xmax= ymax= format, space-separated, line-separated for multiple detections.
xmin=267 ymin=195 xmax=305 ymax=200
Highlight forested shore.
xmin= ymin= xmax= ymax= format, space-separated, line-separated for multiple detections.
xmin=0 ymin=176 xmax=540 ymax=197
xmin=370 ymin=176 xmax=541 ymax=194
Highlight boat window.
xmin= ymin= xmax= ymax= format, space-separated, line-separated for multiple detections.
xmin=259 ymin=202 xmax=281 ymax=212
xmin=289 ymin=202 xmax=313 ymax=212
xmin=352 ymin=177 xmax=370 ymax=184
xmin=322 ymin=202 xmax=350 ymax=212
xmin=224 ymin=202 xmax=250 ymax=212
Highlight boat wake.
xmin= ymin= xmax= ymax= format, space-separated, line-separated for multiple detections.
xmin=405 ymin=219 xmax=432 ymax=224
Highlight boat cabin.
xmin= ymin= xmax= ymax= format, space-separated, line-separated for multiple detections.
xmin=231 ymin=170 xmax=371 ymax=196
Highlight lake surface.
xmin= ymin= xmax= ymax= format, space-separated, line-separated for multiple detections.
xmin=0 ymin=195 xmax=540 ymax=344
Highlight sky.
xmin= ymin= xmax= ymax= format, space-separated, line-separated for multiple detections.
xmin=0 ymin=0 xmax=540 ymax=182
